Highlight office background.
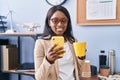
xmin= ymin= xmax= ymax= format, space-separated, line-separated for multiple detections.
xmin=1 ymin=0 xmax=120 ymax=80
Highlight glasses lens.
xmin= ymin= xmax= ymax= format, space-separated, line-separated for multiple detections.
xmin=50 ymin=18 xmax=68 ymax=24
xmin=61 ymin=18 xmax=67 ymax=24
xmin=51 ymin=18 xmax=59 ymax=24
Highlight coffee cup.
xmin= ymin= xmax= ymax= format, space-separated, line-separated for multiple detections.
xmin=73 ymin=42 xmax=86 ymax=57
xmin=100 ymin=65 xmax=110 ymax=77
xmin=81 ymin=60 xmax=91 ymax=78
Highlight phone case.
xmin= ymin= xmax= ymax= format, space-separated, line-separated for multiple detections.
xmin=51 ymin=36 xmax=64 ymax=57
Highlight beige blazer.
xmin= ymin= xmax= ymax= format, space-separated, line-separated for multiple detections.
xmin=34 ymin=39 xmax=85 ymax=80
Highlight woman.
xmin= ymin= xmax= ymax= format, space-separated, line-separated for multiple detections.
xmin=34 ymin=5 xmax=85 ymax=80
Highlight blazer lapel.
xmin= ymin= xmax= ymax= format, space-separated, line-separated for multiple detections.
xmin=67 ymin=41 xmax=80 ymax=80
xmin=55 ymin=60 xmax=59 ymax=80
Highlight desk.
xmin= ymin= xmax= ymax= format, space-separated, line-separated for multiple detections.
xmin=0 ymin=32 xmax=42 ymax=80
xmin=4 ymin=69 xmax=98 ymax=80
xmin=3 ymin=69 xmax=34 ymax=76
xmin=3 ymin=69 xmax=35 ymax=80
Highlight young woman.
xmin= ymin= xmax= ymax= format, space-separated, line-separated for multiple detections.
xmin=34 ymin=5 xmax=85 ymax=80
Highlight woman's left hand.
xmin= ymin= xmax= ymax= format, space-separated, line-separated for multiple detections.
xmin=78 ymin=55 xmax=86 ymax=60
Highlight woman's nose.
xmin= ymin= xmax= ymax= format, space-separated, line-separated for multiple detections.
xmin=57 ymin=21 xmax=63 ymax=26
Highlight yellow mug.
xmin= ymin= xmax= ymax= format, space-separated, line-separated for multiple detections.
xmin=73 ymin=42 xmax=86 ymax=57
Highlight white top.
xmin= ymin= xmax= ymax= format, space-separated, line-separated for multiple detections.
xmin=58 ymin=41 xmax=75 ymax=80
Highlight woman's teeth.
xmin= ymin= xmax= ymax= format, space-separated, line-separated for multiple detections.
xmin=56 ymin=28 xmax=63 ymax=31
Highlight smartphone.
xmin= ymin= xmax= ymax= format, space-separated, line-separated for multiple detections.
xmin=51 ymin=36 xmax=64 ymax=57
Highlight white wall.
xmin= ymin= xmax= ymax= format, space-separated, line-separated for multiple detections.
xmin=1 ymin=0 xmax=120 ymax=80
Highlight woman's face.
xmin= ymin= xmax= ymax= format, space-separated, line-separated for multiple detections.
xmin=49 ymin=11 xmax=68 ymax=36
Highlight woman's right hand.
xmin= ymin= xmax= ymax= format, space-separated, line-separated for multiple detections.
xmin=46 ymin=44 xmax=65 ymax=64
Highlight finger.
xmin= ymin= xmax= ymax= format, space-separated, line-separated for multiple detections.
xmin=48 ymin=46 xmax=65 ymax=60
xmin=52 ymin=47 xmax=64 ymax=53
xmin=49 ymin=45 xmax=64 ymax=55
xmin=46 ymin=52 xmax=56 ymax=62
xmin=50 ymin=48 xmax=65 ymax=56
xmin=48 ymin=44 xmax=57 ymax=52
xmin=57 ymin=50 xmax=65 ymax=55
xmin=52 ymin=44 xmax=57 ymax=50
xmin=55 ymin=55 xmax=63 ymax=59
xmin=52 ymin=50 xmax=65 ymax=59
xmin=78 ymin=55 xmax=86 ymax=60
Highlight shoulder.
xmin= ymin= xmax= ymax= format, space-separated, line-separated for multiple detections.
xmin=35 ymin=35 xmax=52 ymax=46
xmin=36 ymin=38 xmax=50 ymax=44
xmin=36 ymin=38 xmax=45 ymax=42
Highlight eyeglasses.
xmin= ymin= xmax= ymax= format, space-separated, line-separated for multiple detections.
xmin=50 ymin=17 xmax=68 ymax=24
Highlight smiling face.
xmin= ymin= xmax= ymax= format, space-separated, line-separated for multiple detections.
xmin=49 ymin=10 xmax=68 ymax=36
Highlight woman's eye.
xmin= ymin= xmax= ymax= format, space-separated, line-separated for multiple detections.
xmin=61 ymin=19 xmax=67 ymax=23
xmin=53 ymin=19 xmax=58 ymax=23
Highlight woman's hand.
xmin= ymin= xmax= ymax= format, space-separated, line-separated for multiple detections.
xmin=78 ymin=55 xmax=86 ymax=60
xmin=46 ymin=44 xmax=65 ymax=64
xmin=78 ymin=49 xmax=87 ymax=60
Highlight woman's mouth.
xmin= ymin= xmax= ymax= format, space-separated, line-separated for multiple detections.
xmin=56 ymin=27 xmax=64 ymax=32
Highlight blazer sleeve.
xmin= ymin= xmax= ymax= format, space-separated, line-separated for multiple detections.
xmin=74 ymin=38 xmax=85 ymax=75
xmin=34 ymin=39 xmax=52 ymax=80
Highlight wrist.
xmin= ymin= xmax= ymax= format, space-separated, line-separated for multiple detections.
xmin=46 ymin=56 xmax=54 ymax=64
